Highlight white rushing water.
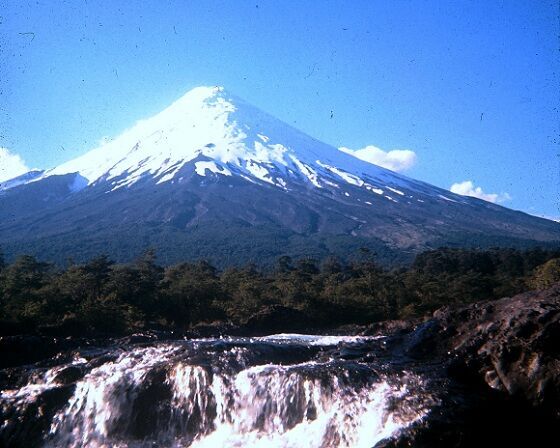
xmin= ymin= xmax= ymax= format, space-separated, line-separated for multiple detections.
xmin=253 ymin=333 xmax=385 ymax=346
xmin=1 ymin=336 xmax=432 ymax=447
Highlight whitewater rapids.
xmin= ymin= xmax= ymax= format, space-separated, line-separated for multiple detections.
xmin=0 ymin=334 xmax=434 ymax=447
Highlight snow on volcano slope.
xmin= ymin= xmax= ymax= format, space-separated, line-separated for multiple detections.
xmin=30 ymin=86 xmax=452 ymax=203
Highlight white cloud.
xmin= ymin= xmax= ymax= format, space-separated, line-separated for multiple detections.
xmin=450 ymin=180 xmax=511 ymax=204
xmin=339 ymin=145 xmax=417 ymax=172
xmin=0 ymin=148 xmax=29 ymax=182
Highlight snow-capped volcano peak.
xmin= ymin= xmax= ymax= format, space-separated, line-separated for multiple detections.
xmin=2 ymin=87 xmax=558 ymax=266
xmin=35 ymin=86 xmax=430 ymax=200
xmin=42 ymin=85 xmax=293 ymax=188
xmin=45 ymin=86 xmax=244 ymax=189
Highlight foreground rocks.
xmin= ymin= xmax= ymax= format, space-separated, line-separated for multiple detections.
xmin=0 ymin=336 xmax=81 ymax=369
xmin=433 ymin=284 xmax=558 ymax=412
xmin=377 ymin=283 xmax=560 ymax=447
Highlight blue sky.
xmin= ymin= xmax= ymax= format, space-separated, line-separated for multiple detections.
xmin=1 ymin=0 xmax=558 ymax=219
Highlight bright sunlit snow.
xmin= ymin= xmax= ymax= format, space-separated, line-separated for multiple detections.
xmin=7 ymin=86 xmax=462 ymax=206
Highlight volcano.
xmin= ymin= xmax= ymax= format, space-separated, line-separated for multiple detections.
xmin=0 ymin=86 xmax=558 ymax=265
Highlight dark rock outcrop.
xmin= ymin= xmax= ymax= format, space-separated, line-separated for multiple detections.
xmin=433 ymin=284 xmax=559 ymax=412
xmin=0 ymin=336 xmax=78 ymax=369
xmin=378 ymin=283 xmax=560 ymax=447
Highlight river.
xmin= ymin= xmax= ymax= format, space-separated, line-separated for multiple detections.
xmin=1 ymin=334 xmax=436 ymax=447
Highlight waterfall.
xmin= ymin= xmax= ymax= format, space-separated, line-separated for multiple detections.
xmin=1 ymin=335 xmax=433 ymax=447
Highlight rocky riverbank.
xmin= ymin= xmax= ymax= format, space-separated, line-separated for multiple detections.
xmin=375 ymin=283 xmax=560 ymax=447
xmin=1 ymin=284 xmax=558 ymax=447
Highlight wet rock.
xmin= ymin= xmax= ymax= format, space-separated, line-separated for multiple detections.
xmin=186 ymin=321 xmax=242 ymax=338
xmin=126 ymin=367 xmax=174 ymax=440
xmin=431 ymin=284 xmax=559 ymax=412
xmin=0 ymin=336 xmax=74 ymax=368
xmin=0 ymin=385 xmax=74 ymax=448
xmin=378 ymin=283 xmax=560 ymax=447
xmin=37 ymin=318 xmax=90 ymax=337
xmin=361 ymin=319 xmax=419 ymax=337
xmin=117 ymin=330 xmax=177 ymax=345
xmin=53 ymin=365 xmax=84 ymax=385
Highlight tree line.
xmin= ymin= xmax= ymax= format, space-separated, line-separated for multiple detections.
xmin=0 ymin=247 xmax=558 ymax=336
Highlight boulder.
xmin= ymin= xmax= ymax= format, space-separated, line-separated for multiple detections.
xmin=418 ymin=283 xmax=559 ymax=412
xmin=378 ymin=283 xmax=560 ymax=447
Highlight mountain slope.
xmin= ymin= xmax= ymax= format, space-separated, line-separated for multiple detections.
xmin=0 ymin=86 xmax=558 ymax=266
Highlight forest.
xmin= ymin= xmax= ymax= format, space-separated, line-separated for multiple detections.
xmin=0 ymin=247 xmax=559 ymax=336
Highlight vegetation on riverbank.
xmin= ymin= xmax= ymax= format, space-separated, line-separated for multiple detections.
xmin=0 ymin=247 xmax=558 ymax=336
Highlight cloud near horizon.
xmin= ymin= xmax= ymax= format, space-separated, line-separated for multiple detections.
xmin=450 ymin=180 xmax=511 ymax=204
xmin=0 ymin=148 xmax=29 ymax=182
xmin=339 ymin=145 xmax=417 ymax=172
